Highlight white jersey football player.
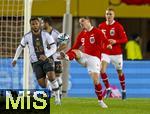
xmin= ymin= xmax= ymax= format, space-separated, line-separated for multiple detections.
xmin=43 ymin=17 xmax=69 ymax=97
xmin=12 ymin=17 xmax=61 ymax=105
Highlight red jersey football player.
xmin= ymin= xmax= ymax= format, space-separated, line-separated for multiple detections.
xmin=98 ymin=8 xmax=128 ymax=100
xmin=59 ymin=17 xmax=112 ymax=108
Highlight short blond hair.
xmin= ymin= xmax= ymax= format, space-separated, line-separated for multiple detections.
xmin=106 ymin=7 xmax=115 ymax=12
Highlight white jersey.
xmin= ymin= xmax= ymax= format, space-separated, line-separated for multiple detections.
xmin=49 ymin=28 xmax=60 ymax=45
xmin=20 ymin=30 xmax=56 ymax=63
xmin=49 ymin=28 xmax=61 ymax=61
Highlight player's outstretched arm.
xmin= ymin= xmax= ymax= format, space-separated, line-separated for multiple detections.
xmin=12 ymin=45 xmax=23 ymax=67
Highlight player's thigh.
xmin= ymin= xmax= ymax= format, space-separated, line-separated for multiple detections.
xmin=43 ymin=57 xmax=56 ymax=80
xmin=101 ymin=53 xmax=110 ymax=72
xmin=43 ymin=57 xmax=55 ymax=73
xmin=37 ymin=77 xmax=46 ymax=88
xmin=111 ymin=54 xmax=123 ymax=70
xmin=89 ymin=72 xmax=100 ymax=84
xmin=72 ymin=49 xmax=82 ymax=59
xmin=86 ymin=55 xmax=101 ymax=74
xmin=53 ymin=52 xmax=63 ymax=76
xmin=101 ymin=61 xmax=109 ymax=73
xmin=32 ymin=62 xmax=46 ymax=80
xmin=55 ymin=61 xmax=62 ymax=74
xmin=76 ymin=51 xmax=87 ymax=67
xmin=101 ymin=53 xmax=111 ymax=63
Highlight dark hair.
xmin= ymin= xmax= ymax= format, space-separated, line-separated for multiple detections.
xmin=29 ymin=17 xmax=40 ymax=24
xmin=80 ymin=16 xmax=90 ymax=20
xmin=131 ymin=34 xmax=140 ymax=40
xmin=43 ymin=17 xmax=52 ymax=25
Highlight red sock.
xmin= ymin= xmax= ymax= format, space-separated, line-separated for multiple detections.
xmin=101 ymin=73 xmax=110 ymax=89
xmin=66 ymin=51 xmax=76 ymax=60
xmin=119 ymin=74 xmax=126 ymax=90
xmin=95 ymin=83 xmax=103 ymax=100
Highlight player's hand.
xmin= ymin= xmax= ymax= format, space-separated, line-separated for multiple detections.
xmin=109 ymin=39 xmax=116 ymax=45
xmin=39 ymin=55 xmax=47 ymax=61
xmin=57 ymin=52 xmax=69 ymax=61
xmin=107 ymin=44 xmax=112 ymax=49
xmin=56 ymin=56 xmax=63 ymax=60
xmin=12 ymin=60 xmax=17 ymax=67
xmin=57 ymin=52 xmax=65 ymax=60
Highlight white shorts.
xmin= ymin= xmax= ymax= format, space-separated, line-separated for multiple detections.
xmin=77 ymin=51 xmax=101 ymax=74
xmin=101 ymin=53 xmax=123 ymax=70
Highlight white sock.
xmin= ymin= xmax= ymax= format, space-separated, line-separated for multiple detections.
xmin=106 ymin=88 xmax=111 ymax=90
xmin=50 ymin=79 xmax=60 ymax=98
xmin=46 ymin=80 xmax=52 ymax=91
xmin=122 ymin=90 xmax=126 ymax=92
xmin=56 ymin=76 xmax=62 ymax=95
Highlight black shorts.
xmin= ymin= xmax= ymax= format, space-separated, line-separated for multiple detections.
xmin=55 ymin=61 xmax=62 ymax=73
xmin=32 ymin=57 xmax=54 ymax=80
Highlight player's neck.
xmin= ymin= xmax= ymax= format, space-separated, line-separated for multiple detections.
xmin=106 ymin=20 xmax=115 ymax=25
xmin=32 ymin=29 xmax=41 ymax=35
xmin=87 ymin=26 xmax=93 ymax=31
xmin=47 ymin=26 xmax=53 ymax=33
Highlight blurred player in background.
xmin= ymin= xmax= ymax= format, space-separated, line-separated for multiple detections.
xmin=125 ymin=34 xmax=143 ymax=60
xmin=43 ymin=17 xmax=69 ymax=97
xmin=98 ymin=8 xmax=128 ymax=100
xmin=12 ymin=17 xmax=61 ymax=105
xmin=59 ymin=17 xmax=112 ymax=108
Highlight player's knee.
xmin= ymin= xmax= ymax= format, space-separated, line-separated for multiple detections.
xmin=55 ymin=61 xmax=62 ymax=74
xmin=55 ymin=73 xmax=61 ymax=77
xmin=117 ymin=69 xmax=123 ymax=75
xmin=47 ymin=71 xmax=56 ymax=81
xmin=101 ymin=68 xmax=106 ymax=74
xmin=38 ymin=79 xmax=46 ymax=88
xmin=93 ymin=79 xmax=99 ymax=85
xmin=72 ymin=49 xmax=81 ymax=59
xmin=90 ymin=72 xmax=99 ymax=84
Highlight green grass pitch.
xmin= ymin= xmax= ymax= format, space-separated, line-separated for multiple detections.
xmin=50 ymin=97 xmax=150 ymax=114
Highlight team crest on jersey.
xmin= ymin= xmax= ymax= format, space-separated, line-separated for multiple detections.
xmin=90 ymin=36 xmax=95 ymax=44
xmin=110 ymin=28 xmax=115 ymax=36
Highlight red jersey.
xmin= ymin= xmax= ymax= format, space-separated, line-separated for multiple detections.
xmin=68 ymin=27 xmax=109 ymax=59
xmin=98 ymin=21 xmax=128 ymax=55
